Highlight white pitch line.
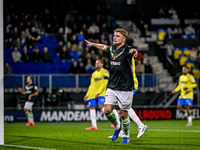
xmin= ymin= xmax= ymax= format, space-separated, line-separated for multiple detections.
xmin=100 ymin=128 xmax=200 ymax=133
xmin=3 ymin=144 xmax=57 ymax=150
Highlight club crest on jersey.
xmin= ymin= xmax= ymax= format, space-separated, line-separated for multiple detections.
xmin=112 ymin=55 xmax=116 ymax=60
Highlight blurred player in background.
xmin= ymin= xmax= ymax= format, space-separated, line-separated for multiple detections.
xmin=172 ymin=66 xmax=197 ymax=126
xmin=84 ymin=59 xmax=112 ymax=130
xmin=108 ymin=57 xmax=148 ymax=139
xmin=85 ymin=28 xmax=138 ymax=143
xmin=18 ymin=75 xmax=38 ymax=126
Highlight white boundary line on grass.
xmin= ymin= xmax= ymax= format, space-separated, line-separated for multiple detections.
xmin=4 ymin=144 xmax=57 ymax=150
xmin=101 ymin=128 xmax=200 ymax=133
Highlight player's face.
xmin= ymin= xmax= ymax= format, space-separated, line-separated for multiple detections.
xmin=113 ymin=32 xmax=126 ymax=46
xmin=27 ymin=77 xmax=32 ymax=84
xmin=182 ymin=66 xmax=188 ymax=75
xmin=95 ymin=60 xmax=103 ymax=69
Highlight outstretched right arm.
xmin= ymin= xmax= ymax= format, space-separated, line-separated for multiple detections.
xmin=84 ymin=39 xmax=108 ymax=51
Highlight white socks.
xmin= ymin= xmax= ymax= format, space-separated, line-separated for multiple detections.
xmin=90 ymin=109 xmax=97 ymax=127
xmin=112 ymin=109 xmax=120 ymax=129
xmin=128 ymin=108 xmax=144 ymax=128
xmin=188 ymin=116 xmax=192 ymax=123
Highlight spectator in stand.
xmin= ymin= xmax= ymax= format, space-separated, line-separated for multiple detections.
xmin=25 ymin=34 xmax=34 ymax=49
xmin=90 ymin=49 xmax=96 ymax=61
xmin=32 ymin=47 xmax=42 ymax=63
xmin=144 ymin=59 xmax=153 ymax=73
xmin=196 ymin=46 xmax=200 ymax=68
xmin=101 ymin=23 xmax=109 ymax=35
xmin=100 ymin=34 xmax=106 ymax=44
xmin=31 ymin=15 xmax=39 ymax=29
xmin=55 ymin=27 xmax=64 ymax=41
xmin=172 ymin=28 xmax=181 ymax=39
xmin=4 ymin=62 xmax=12 ymax=75
xmin=71 ymin=23 xmax=79 ymax=35
xmin=77 ymin=31 xmax=85 ymax=43
xmin=135 ymin=60 xmax=145 ymax=74
xmin=174 ymin=22 xmax=183 ymax=34
xmin=76 ymin=41 xmax=84 ymax=56
xmin=54 ymin=41 xmax=63 ymax=54
xmin=157 ymin=8 xmax=166 ymax=18
xmin=60 ymin=46 xmax=71 ymax=60
xmin=69 ymin=60 xmax=80 ymax=74
xmin=88 ymin=22 xmax=100 ymax=39
xmin=142 ymin=53 xmax=148 ymax=65
xmin=21 ymin=46 xmax=31 ymax=63
xmin=21 ymin=28 xmax=30 ymax=46
xmin=45 ymin=23 xmax=55 ymax=35
xmin=135 ymin=51 xmax=143 ymax=62
xmin=12 ymin=27 xmax=20 ymax=41
xmin=4 ymin=26 xmax=11 ymax=43
xmin=5 ymin=37 xmax=14 ymax=50
xmin=66 ymin=41 xmax=72 ymax=52
xmin=67 ymin=28 xmax=73 ymax=40
xmin=163 ymin=41 xmax=174 ymax=60
xmin=79 ymin=61 xmax=86 ymax=74
xmin=62 ymin=33 xmax=68 ymax=45
xmin=31 ymin=27 xmax=42 ymax=43
xmin=81 ymin=46 xmax=90 ymax=60
xmin=189 ymin=47 xmax=197 ymax=62
xmin=80 ymin=24 xmax=88 ymax=39
xmin=14 ymin=37 xmax=22 ymax=49
xmin=168 ymin=7 xmax=178 ymax=19
xmin=127 ymin=35 xmax=134 ymax=47
xmin=184 ymin=23 xmax=195 ymax=35
xmin=41 ymin=47 xmax=53 ymax=63
xmin=70 ymin=34 xmax=78 ymax=45
xmin=164 ymin=27 xmax=173 ymax=45
xmin=107 ymin=33 xmax=113 ymax=45
xmin=12 ymin=47 xmax=22 ymax=63
xmin=83 ymin=52 xmax=95 ymax=71
xmin=97 ymin=49 xmax=104 ymax=59
xmin=104 ymin=57 xmax=110 ymax=69
xmin=64 ymin=23 xmax=69 ymax=34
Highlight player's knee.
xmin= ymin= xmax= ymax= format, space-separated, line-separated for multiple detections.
xmin=177 ymin=105 xmax=182 ymax=110
xmin=104 ymin=108 xmax=112 ymax=115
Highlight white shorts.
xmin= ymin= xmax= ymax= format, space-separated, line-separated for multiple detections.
xmin=105 ymin=88 xmax=133 ymax=111
xmin=24 ymin=101 xmax=34 ymax=111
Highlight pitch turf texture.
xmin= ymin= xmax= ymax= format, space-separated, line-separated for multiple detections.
xmin=1 ymin=120 xmax=200 ymax=150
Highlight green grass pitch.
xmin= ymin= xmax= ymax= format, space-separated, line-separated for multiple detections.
xmin=1 ymin=120 xmax=200 ymax=150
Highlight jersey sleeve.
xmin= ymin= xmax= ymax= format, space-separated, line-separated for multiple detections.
xmin=188 ymin=75 xmax=197 ymax=90
xmin=132 ymin=57 xmax=138 ymax=89
xmin=34 ymin=85 xmax=38 ymax=92
xmin=174 ymin=76 xmax=181 ymax=92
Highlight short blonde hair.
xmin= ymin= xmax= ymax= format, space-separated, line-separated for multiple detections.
xmin=114 ymin=28 xmax=128 ymax=41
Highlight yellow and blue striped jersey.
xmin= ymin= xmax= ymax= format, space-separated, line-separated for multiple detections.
xmin=174 ymin=73 xmax=197 ymax=99
xmin=132 ymin=57 xmax=138 ymax=90
xmin=86 ymin=68 xmax=109 ymax=100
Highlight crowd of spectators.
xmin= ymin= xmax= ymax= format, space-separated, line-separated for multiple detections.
xmin=4 ymin=3 xmax=121 ymax=74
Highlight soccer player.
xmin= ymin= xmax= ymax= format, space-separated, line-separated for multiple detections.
xmin=84 ymin=59 xmax=110 ymax=130
xmin=18 ymin=75 xmax=38 ymax=126
xmin=172 ymin=66 xmax=197 ymax=126
xmin=85 ymin=28 xmax=138 ymax=143
xmin=108 ymin=57 xmax=148 ymax=139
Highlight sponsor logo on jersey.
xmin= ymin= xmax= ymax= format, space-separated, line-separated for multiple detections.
xmin=181 ymin=81 xmax=187 ymax=84
xmin=94 ymin=78 xmax=102 ymax=81
xmin=111 ymin=61 xmax=121 ymax=66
